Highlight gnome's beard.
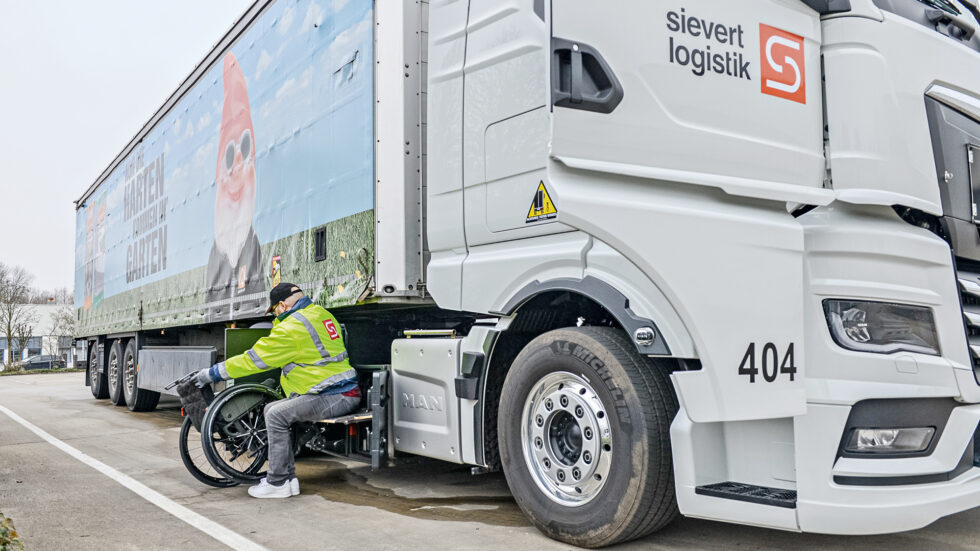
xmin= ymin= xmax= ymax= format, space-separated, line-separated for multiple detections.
xmin=214 ymin=187 xmax=255 ymax=264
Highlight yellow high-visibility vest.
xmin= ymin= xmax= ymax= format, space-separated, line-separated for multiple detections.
xmin=223 ymin=301 xmax=354 ymax=397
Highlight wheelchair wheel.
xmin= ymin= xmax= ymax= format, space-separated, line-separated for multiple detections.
xmin=201 ymin=384 xmax=278 ymax=483
xmin=178 ymin=416 xmax=238 ymax=488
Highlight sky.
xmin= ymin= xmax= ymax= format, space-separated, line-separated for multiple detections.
xmin=0 ymin=0 xmax=253 ymax=292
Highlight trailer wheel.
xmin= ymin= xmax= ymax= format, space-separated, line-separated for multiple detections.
xmin=88 ymin=342 xmax=109 ymax=399
xmin=123 ymin=340 xmax=159 ymax=412
xmin=498 ymin=327 xmax=678 ymax=548
xmin=107 ymin=340 xmax=126 ymax=406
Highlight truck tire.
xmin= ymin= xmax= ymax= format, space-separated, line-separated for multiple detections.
xmin=123 ymin=340 xmax=160 ymax=412
xmin=88 ymin=343 xmax=109 ymax=399
xmin=498 ymin=327 xmax=678 ymax=548
xmin=107 ymin=340 xmax=126 ymax=406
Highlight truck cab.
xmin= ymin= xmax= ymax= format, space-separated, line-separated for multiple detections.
xmin=421 ymin=0 xmax=980 ymax=544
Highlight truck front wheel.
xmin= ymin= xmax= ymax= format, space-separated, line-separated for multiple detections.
xmin=498 ymin=327 xmax=678 ymax=548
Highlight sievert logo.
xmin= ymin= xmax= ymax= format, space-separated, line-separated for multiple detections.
xmin=666 ymin=8 xmax=750 ymax=80
xmin=759 ymin=23 xmax=806 ymax=104
xmin=402 ymin=393 xmax=443 ymax=412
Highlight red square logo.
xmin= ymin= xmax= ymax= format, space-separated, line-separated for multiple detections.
xmin=759 ymin=24 xmax=806 ymax=104
xmin=322 ymin=319 xmax=340 ymax=340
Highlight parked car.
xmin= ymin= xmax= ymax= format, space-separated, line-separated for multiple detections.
xmin=22 ymin=355 xmax=63 ymax=370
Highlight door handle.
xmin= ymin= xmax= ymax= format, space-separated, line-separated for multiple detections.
xmin=926 ymin=8 xmax=976 ymax=40
xmin=552 ymin=37 xmax=624 ymax=114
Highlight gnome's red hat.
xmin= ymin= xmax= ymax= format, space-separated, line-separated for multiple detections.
xmin=216 ymin=52 xmax=255 ymax=181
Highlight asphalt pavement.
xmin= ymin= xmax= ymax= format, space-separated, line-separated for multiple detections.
xmin=0 ymin=372 xmax=978 ymax=550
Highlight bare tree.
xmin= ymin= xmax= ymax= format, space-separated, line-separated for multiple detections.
xmin=27 ymin=289 xmax=46 ymax=304
xmin=0 ymin=264 xmax=36 ymax=366
xmin=54 ymin=287 xmax=73 ymax=306
xmin=12 ymin=320 xmax=35 ymax=364
xmin=46 ymin=304 xmax=76 ymax=365
xmin=28 ymin=287 xmax=73 ymax=305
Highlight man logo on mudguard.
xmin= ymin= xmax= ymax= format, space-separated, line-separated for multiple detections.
xmin=759 ymin=23 xmax=805 ymax=104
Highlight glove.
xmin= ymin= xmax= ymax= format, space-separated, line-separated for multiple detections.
xmin=193 ymin=367 xmax=215 ymax=388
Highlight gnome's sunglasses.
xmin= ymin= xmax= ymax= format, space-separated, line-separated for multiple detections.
xmin=223 ymin=129 xmax=253 ymax=174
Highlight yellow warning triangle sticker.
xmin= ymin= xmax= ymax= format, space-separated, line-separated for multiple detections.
xmin=526 ymin=181 xmax=558 ymax=223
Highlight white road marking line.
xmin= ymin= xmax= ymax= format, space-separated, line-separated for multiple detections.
xmin=0 ymin=404 xmax=267 ymax=551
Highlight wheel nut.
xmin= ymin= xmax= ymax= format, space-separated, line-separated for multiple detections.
xmin=584 ymin=427 xmax=593 ymax=440
xmin=545 ymin=399 xmax=553 ymax=410
xmin=560 ymin=395 xmax=568 ymax=407
xmin=572 ymin=467 xmax=581 ymax=479
xmin=536 ymin=415 xmax=543 ymax=427
xmin=574 ymin=405 xmax=584 ymax=418
xmin=583 ymin=451 xmax=592 ymax=463
xmin=534 ymin=437 xmax=543 ymax=448
xmin=557 ymin=470 xmax=566 ymax=482
xmin=543 ymin=457 xmax=551 ymax=469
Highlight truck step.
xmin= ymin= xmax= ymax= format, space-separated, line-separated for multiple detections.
xmin=695 ymin=482 xmax=797 ymax=509
xmin=317 ymin=411 xmax=372 ymax=425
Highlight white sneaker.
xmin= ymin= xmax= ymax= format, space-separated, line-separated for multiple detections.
xmin=247 ymin=477 xmax=293 ymax=499
xmin=290 ymin=477 xmax=300 ymax=496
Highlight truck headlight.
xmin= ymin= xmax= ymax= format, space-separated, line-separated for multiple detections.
xmin=844 ymin=427 xmax=935 ymax=454
xmin=823 ymin=300 xmax=940 ymax=356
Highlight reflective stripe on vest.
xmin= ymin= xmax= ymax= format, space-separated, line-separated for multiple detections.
xmin=247 ymin=349 xmax=270 ymax=369
xmin=281 ymin=357 xmax=351 ymax=377
xmin=292 ymin=311 xmax=347 ymax=363
xmin=307 ymin=368 xmax=357 ymax=394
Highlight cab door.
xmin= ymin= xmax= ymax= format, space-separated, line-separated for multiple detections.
xmin=550 ymin=0 xmax=825 ymax=423
xmin=461 ymin=0 xmax=571 ymax=246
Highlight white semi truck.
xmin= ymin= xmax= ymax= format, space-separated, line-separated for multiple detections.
xmin=74 ymin=0 xmax=980 ymax=546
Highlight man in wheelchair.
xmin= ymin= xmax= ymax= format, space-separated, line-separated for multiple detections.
xmin=194 ymin=282 xmax=360 ymax=498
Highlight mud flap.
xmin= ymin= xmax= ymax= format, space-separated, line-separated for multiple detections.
xmin=369 ymin=370 xmax=389 ymax=470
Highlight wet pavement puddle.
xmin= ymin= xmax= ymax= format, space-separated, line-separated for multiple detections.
xmin=294 ymin=459 xmax=530 ymax=527
xmin=143 ymin=406 xmax=530 ymax=527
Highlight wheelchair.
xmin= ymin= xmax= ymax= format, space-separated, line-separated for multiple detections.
xmin=171 ymin=366 xmax=387 ymax=488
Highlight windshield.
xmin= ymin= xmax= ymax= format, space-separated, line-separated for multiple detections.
xmin=917 ymin=0 xmax=961 ymax=15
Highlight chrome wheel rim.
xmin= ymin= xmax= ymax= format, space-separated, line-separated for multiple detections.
xmin=521 ymin=371 xmax=612 ymax=507
xmin=124 ymin=352 xmax=136 ymax=395
xmin=107 ymin=350 xmax=119 ymax=391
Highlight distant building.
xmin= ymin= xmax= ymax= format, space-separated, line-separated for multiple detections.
xmin=0 ymin=304 xmax=75 ymax=367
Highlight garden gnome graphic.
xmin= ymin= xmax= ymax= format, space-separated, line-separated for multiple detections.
xmin=205 ymin=52 xmax=265 ymax=321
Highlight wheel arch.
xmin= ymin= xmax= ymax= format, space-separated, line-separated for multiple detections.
xmin=478 ymin=284 xmax=693 ymax=469
xmin=494 ymin=276 xmax=672 ymax=356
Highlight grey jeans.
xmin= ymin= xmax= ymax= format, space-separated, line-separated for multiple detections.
xmin=263 ymin=392 xmax=360 ymax=485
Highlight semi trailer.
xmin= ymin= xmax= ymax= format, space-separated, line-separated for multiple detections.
xmin=74 ymin=0 xmax=980 ymax=546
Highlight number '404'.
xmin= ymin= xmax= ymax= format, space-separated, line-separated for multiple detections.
xmin=737 ymin=342 xmax=797 ymax=383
